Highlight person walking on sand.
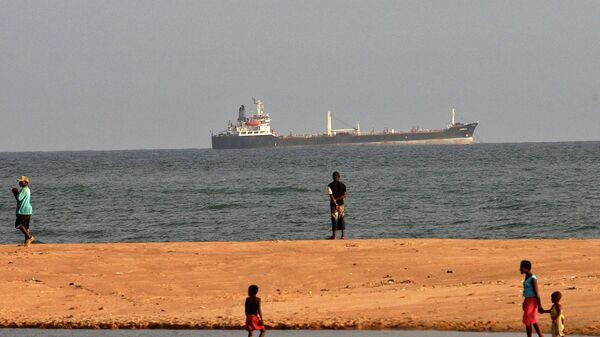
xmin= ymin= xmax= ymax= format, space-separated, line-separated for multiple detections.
xmin=542 ymin=291 xmax=566 ymax=337
xmin=520 ymin=260 xmax=544 ymax=337
xmin=327 ymin=171 xmax=347 ymax=240
xmin=244 ymin=284 xmax=265 ymax=337
xmin=12 ymin=176 xmax=34 ymax=246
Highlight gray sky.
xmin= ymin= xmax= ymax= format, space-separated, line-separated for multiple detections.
xmin=1 ymin=0 xmax=599 ymax=151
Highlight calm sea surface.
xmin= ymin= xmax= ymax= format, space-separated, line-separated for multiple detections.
xmin=1 ymin=142 xmax=599 ymax=244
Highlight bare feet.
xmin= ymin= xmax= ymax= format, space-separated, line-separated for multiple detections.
xmin=326 ymin=236 xmax=336 ymax=240
xmin=25 ymin=235 xmax=35 ymax=246
xmin=340 ymin=236 xmax=346 ymax=240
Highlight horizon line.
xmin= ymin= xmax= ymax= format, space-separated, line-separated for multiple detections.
xmin=1 ymin=139 xmax=600 ymax=154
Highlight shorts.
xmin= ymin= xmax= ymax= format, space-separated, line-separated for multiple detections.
xmin=244 ymin=315 xmax=265 ymax=331
xmin=330 ymin=205 xmax=345 ymax=230
xmin=15 ymin=214 xmax=31 ymax=230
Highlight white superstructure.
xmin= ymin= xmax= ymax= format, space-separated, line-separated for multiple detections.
xmin=223 ymin=98 xmax=275 ymax=136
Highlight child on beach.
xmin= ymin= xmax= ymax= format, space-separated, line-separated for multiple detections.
xmin=244 ymin=285 xmax=265 ymax=337
xmin=542 ymin=291 xmax=565 ymax=337
xmin=520 ymin=260 xmax=544 ymax=337
xmin=12 ymin=176 xmax=34 ymax=246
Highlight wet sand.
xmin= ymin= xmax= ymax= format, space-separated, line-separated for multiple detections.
xmin=0 ymin=329 xmax=584 ymax=337
xmin=0 ymin=239 xmax=598 ymax=335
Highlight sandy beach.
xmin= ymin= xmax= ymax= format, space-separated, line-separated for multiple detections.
xmin=0 ymin=239 xmax=598 ymax=334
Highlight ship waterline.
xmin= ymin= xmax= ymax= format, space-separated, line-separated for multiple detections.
xmin=211 ymin=99 xmax=478 ymax=149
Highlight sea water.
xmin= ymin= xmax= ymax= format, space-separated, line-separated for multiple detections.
xmin=1 ymin=142 xmax=599 ymax=244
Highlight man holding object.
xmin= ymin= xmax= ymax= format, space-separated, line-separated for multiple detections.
xmin=327 ymin=171 xmax=347 ymax=240
xmin=12 ymin=175 xmax=34 ymax=246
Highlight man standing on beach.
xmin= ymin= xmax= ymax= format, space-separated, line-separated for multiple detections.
xmin=327 ymin=171 xmax=347 ymax=240
xmin=12 ymin=176 xmax=34 ymax=246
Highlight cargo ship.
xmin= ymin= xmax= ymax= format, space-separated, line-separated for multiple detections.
xmin=211 ymin=98 xmax=478 ymax=149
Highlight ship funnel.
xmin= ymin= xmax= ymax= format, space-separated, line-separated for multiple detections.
xmin=327 ymin=110 xmax=333 ymax=136
xmin=238 ymin=105 xmax=246 ymax=122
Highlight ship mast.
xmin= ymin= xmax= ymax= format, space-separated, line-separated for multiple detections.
xmin=253 ymin=98 xmax=264 ymax=115
xmin=326 ymin=110 xmax=360 ymax=136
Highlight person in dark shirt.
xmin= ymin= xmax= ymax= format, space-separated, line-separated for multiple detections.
xmin=244 ymin=284 xmax=265 ymax=337
xmin=327 ymin=171 xmax=347 ymax=240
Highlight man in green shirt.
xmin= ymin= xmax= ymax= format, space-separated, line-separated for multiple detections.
xmin=12 ymin=175 xmax=34 ymax=246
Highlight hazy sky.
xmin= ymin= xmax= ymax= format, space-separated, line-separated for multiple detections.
xmin=2 ymin=0 xmax=599 ymax=151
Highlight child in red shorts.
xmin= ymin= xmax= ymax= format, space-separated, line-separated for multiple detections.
xmin=244 ymin=284 xmax=265 ymax=337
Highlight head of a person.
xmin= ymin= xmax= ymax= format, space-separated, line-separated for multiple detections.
xmin=17 ymin=176 xmax=29 ymax=187
xmin=520 ymin=260 xmax=532 ymax=274
xmin=248 ymin=284 xmax=259 ymax=297
xmin=332 ymin=171 xmax=340 ymax=182
xmin=551 ymin=291 xmax=562 ymax=304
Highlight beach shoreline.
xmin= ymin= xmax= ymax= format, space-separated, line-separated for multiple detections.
xmin=1 ymin=239 xmax=598 ymax=335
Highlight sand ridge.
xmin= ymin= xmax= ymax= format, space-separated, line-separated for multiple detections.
xmin=0 ymin=239 xmax=598 ymax=334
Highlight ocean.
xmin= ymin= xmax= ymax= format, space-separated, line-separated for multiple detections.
xmin=1 ymin=142 xmax=599 ymax=244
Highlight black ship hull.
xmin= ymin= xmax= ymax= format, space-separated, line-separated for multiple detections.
xmin=212 ymin=123 xmax=478 ymax=149
xmin=211 ymin=134 xmax=279 ymax=149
